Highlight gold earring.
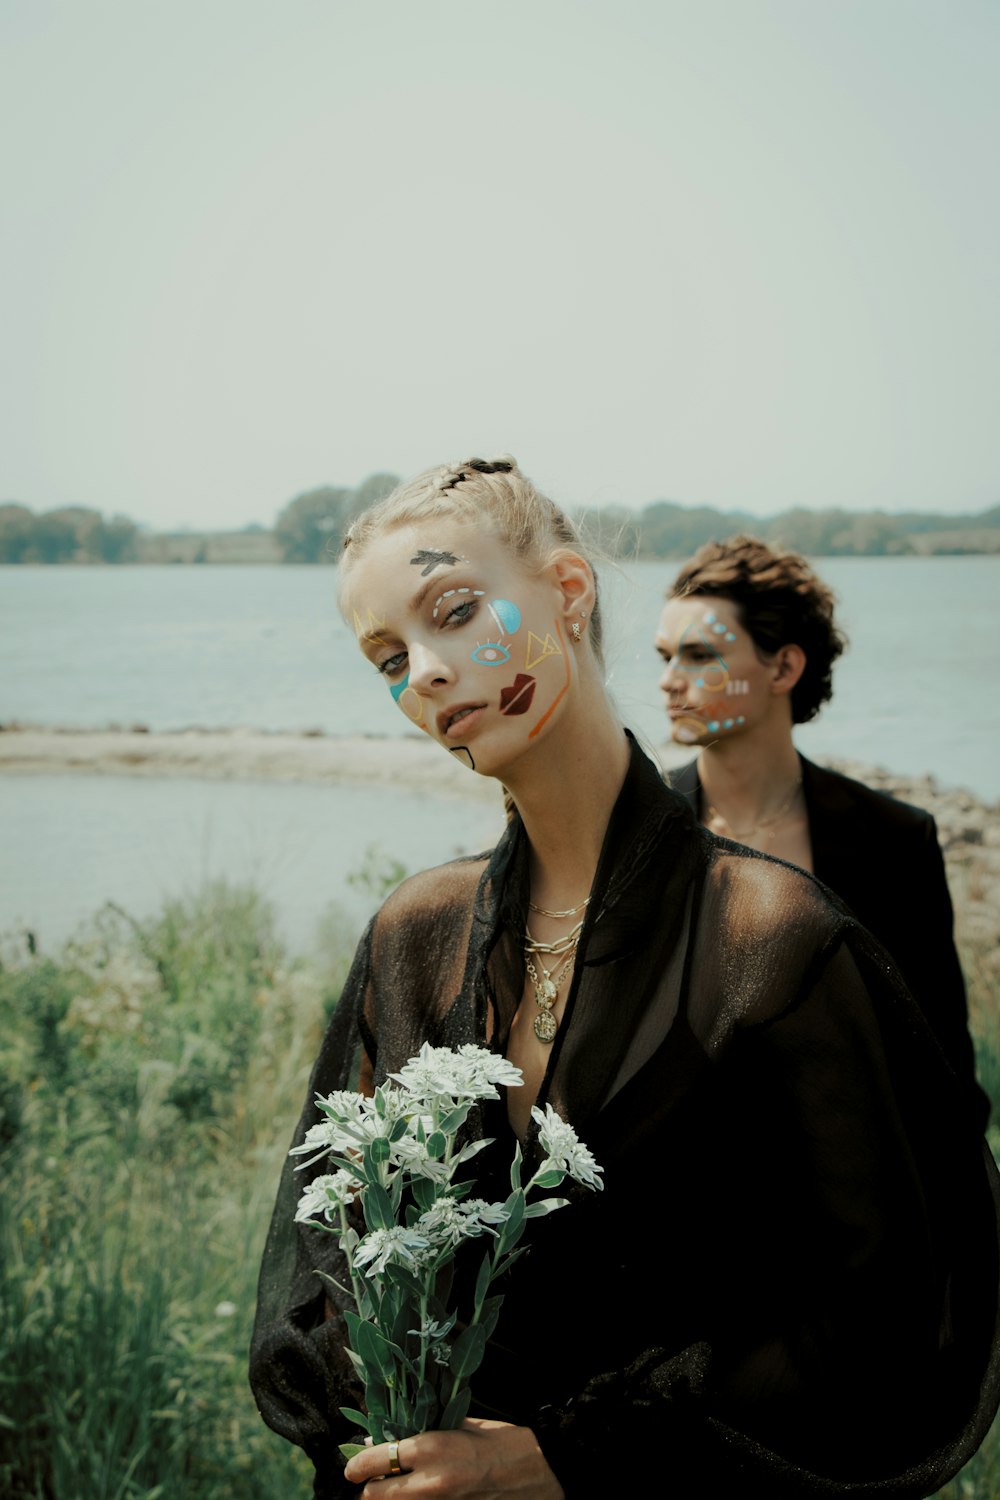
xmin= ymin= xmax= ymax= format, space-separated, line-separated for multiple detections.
xmin=571 ymin=622 xmax=582 ymax=643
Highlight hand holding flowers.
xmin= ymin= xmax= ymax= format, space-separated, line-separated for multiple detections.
xmin=290 ymin=1043 xmax=602 ymax=1455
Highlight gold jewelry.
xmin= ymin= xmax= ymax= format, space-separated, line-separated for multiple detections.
xmin=570 ymin=622 xmax=582 ymax=643
xmin=524 ymin=921 xmax=584 ymax=1043
xmin=387 ymin=1440 xmax=402 ymax=1475
xmin=706 ymin=778 xmax=803 ymax=842
xmin=528 ymin=895 xmax=590 ymax=919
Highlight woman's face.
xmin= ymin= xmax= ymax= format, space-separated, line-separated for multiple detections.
xmin=342 ymin=520 xmax=580 ymax=778
xmin=655 ymin=594 xmax=776 ymax=746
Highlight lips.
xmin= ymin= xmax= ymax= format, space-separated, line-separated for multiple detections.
xmin=438 ymin=703 xmax=486 ymax=739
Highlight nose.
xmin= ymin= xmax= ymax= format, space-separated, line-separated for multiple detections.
xmin=658 ymin=655 xmax=684 ymax=696
xmin=406 ymin=640 xmax=455 ymax=693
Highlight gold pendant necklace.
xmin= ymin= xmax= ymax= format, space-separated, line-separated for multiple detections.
xmin=706 ymin=777 xmax=803 ymax=843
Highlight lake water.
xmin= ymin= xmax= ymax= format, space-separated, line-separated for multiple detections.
xmin=2 ymin=558 xmax=998 ymax=950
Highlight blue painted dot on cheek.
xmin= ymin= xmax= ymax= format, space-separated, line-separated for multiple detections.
xmin=695 ymin=677 xmax=705 ymax=689
xmin=707 ymin=721 xmax=720 ymax=733
xmin=725 ymin=632 xmax=737 ymax=642
xmin=736 ymin=716 xmax=745 ymax=726
xmin=713 ymin=623 xmax=726 ymax=634
xmin=389 ymin=674 xmax=409 ymax=703
xmin=489 ymin=599 xmax=521 ymax=634
xmin=723 ymin=719 xmax=733 ymax=729
xmin=704 ymin=612 xmax=716 ymax=623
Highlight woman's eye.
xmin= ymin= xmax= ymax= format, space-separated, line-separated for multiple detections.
xmin=377 ymin=652 xmax=407 ymax=677
xmin=443 ymin=598 xmax=478 ymax=627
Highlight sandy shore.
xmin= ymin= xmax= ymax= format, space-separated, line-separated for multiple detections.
xmin=2 ymin=724 xmax=996 ymax=1006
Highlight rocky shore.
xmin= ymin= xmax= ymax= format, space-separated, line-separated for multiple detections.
xmin=2 ymin=723 xmax=996 ymax=1030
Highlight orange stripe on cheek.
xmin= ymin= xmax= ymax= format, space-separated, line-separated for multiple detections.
xmin=528 ymin=620 xmax=572 ymax=740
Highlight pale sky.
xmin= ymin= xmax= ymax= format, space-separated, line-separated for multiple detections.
xmin=2 ymin=0 xmax=997 ymax=530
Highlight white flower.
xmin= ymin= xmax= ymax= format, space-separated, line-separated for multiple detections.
xmin=294 ymin=1170 xmax=360 ymax=1224
xmin=214 ymin=1301 xmax=237 ymax=1318
xmin=389 ymin=1133 xmax=453 ymax=1183
xmin=353 ymin=1225 xmax=430 ymax=1276
xmin=415 ymin=1197 xmax=511 ymax=1250
xmin=389 ymin=1042 xmax=523 ymax=1105
xmin=531 ymin=1104 xmax=604 ymax=1191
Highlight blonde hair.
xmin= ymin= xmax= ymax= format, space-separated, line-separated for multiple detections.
xmin=340 ymin=456 xmax=605 ymax=668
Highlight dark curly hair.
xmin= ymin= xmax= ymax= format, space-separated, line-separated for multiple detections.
xmin=668 ymin=536 xmax=847 ymax=724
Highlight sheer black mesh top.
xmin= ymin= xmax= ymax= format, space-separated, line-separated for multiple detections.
xmin=250 ymin=734 xmax=1000 ymax=1499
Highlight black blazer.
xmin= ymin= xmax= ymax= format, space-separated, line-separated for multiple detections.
xmin=668 ymin=753 xmax=988 ymax=1127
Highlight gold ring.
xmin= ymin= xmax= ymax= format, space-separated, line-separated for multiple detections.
xmin=388 ymin=1440 xmax=402 ymax=1475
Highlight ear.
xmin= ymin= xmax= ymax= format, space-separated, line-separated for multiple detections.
xmin=545 ymin=549 xmax=596 ymax=625
xmin=769 ymin=643 xmax=806 ymax=698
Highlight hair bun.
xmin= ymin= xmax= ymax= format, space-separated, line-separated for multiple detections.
xmin=466 ymin=456 xmax=516 ymax=475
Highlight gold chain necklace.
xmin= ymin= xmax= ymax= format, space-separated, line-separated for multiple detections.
xmin=705 ymin=777 xmax=803 ymax=843
xmin=523 ymin=908 xmax=588 ymax=1044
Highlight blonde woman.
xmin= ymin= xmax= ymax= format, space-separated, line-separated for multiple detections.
xmin=251 ymin=459 xmax=998 ymax=1499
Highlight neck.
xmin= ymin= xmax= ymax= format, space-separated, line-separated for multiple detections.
xmin=503 ymin=705 xmax=630 ymax=908
xmin=696 ymin=718 xmax=801 ymax=825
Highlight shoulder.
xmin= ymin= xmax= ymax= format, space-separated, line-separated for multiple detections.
xmin=801 ymin=756 xmax=937 ymax=836
xmin=372 ymin=852 xmax=492 ymax=939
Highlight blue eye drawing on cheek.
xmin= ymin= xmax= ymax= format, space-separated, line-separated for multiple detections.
xmin=488 ymin=599 xmax=521 ymax=635
xmin=472 ymin=642 xmax=511 ymax=665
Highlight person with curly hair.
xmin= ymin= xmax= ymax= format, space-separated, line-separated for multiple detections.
xmin=656 ymin=534 xmax=985 ymax=1122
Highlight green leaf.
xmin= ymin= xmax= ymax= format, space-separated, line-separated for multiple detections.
xmin=530 ymin=1169 xmax=565 ymax=1190
xmin=339 ymin=1408 xmax=371 ymax=1433
xmin=524 ymin=1196 xmax=569 ymax=1218
xmin=426 ymin=1130 xmax=447 ymax=1159
xmin=449 ymin=1322 xmax=487 ymax=1380
xmin=440 ymin=1386 xmax=472 ymax=1430
xmin=439 ymin=1103 xmax=471 ymax=1134
xmin=369 ymin=1136 xmax=392 ymax=1164
xmin=479 ymin=1294 xmax=503 ymax=1342
xmin=339 ymin=1442 xmax=367 ymax=1460
xmin=474 ymin=1251 xmax=492 ymax=1311
xmin=413 ymin=1380 xmax=437 ymax=1433
xmin=363 ymin=1183 xmax=394 ymax=1232
xmin=509 ymin=1141 xmax=523 ymax=1192
xmin=389 ymin=1116 xmax=410 ymax=1143
xmin=411 ymin=1178 xmax=436 ymax=1212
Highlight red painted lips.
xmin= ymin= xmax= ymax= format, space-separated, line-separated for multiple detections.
xmin=500 ymin=674 xmax=536 ymax=715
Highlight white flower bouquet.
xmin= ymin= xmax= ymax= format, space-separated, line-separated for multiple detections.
xmin=291 ymin=1042 xmax=602 ymax=1455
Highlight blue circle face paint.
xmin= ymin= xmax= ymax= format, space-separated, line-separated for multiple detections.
xmin=723 ymin=718 xmax=733 ymax=729
xmin=695 ymin=677 xmax=705 ymax=689
xmin=488 ymin=599 xmax=521 ymax=635
xmin=713 ymin=622 xmax=727 ymax=634
xmin=707 ymin=720 xmax=720 ymax=733
xmin=704 ymin=612 xmax=716 ymax=623
xmin=725 ymin=631 xmax=737 ymax=642
xmin=736 ymin=715 xmax=745 ymax=726
xmin=472 ymin=642 xmax=511 ymax=665
xmin=389 ymin=674 xmax=409 ymax=703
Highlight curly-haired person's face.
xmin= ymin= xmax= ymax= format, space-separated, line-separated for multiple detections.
xmin=655 ymin=596 xmax=778 ymax=747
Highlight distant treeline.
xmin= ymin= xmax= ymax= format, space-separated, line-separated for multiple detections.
xmin=3 ymin=482 xmax=999 ymax=564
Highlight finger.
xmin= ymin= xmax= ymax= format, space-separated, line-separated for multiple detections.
xmin=344 ymin=1436 xmax=413 ymax=1485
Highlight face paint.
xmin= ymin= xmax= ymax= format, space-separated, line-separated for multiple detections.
xmin=411 ymin=549 xmax=464 ymax=576
xmin=353 ymin=608 xmax=389 ymax=644
xmin=499 ymin=674 xmax=536 ymax=715
xmin=434 ymin=579 xmax=485 ymax=615
xmin=525 ymin=630 xmax=561 ymax=671
xmin=397 ymin=687 xmax=424 ymax=723
xmin=488 ymin=599 xmax=521 ymax=635
xmin=450 ymin=746 xmax=475 ymax=770
xmin=657 ymin=597 xmax=772 ymax=746
xmin=472 ymin=642 xmax=511 ymax=665
xmin=528 ymin=621 xmax=571 ymax=740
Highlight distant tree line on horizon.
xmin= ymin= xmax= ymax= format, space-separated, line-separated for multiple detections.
xmin=3 ymin=482 xmax=999 ymax=564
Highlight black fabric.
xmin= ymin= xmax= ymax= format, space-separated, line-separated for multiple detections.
xmin=667 ymin=753 xmax=988 ymax=1128
xmin=251 ymin=735 xmax=1000 ymax=1498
